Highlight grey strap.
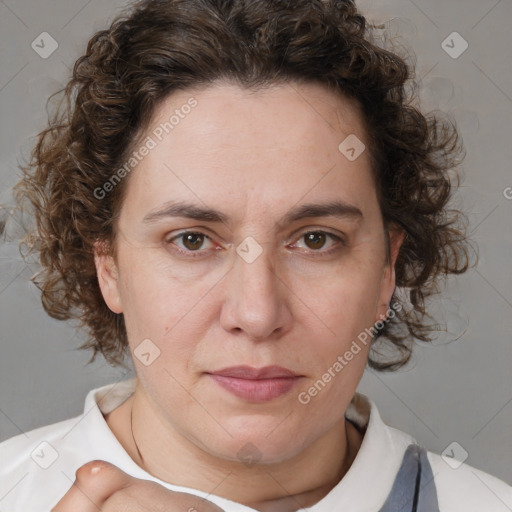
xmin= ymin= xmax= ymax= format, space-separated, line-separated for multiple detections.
xmin=379 ymin=444 xmax=440 ymax=512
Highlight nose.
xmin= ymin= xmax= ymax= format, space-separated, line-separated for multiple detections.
xmin=219 ymin=241 xmax=292 ymax=341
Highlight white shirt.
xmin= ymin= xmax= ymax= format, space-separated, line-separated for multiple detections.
xmin=0 ymin=379 xmax=510 ymax=511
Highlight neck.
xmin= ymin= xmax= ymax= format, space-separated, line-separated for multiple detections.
xmin=106 ymin=386 xmax=363 ymax=512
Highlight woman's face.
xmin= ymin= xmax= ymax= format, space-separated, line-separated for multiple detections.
xmin=95 ymin=81 xmax=403 ymax=463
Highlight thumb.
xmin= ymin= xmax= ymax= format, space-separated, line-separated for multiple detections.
xmin=52 ymin=460 xmax=137 ymax=511
xmin=76 ymin=460 xmax=136 ymax=500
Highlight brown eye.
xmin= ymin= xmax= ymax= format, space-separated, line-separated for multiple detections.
xmin=292 ymin=230 xmax=346 ymax=256
xmin=303 ymin=232 xmax=328 ymax=250
xmin=166 ymin=231 xmax=215 ymax=257
xmin=181 ymin=232 xmax=206 ymax=251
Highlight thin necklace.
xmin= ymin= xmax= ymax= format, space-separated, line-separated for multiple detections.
xmin=130 ymin=400 xmax=146 ymax=468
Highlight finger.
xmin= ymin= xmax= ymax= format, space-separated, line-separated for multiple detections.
xmin=104 ymin=483 xmax=228 ymax=512
xmin=51 ymin=460 xmax=136 ymax=511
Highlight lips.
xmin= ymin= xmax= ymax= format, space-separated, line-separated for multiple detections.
xmin=206 ymin=365 xmax=303 ymax=402
xmin=209 ymin=365 xmax=301 ymax=379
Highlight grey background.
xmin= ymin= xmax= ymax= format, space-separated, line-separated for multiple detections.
xmin=0 ymin=0 xmax=511 ymax=486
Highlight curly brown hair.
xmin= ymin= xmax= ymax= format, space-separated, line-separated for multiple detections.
xmin=3 ymin=0 xmax=475 ymax=370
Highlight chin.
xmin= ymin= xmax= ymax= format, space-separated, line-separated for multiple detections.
xmin=201 ymin=423 xmax=307 ymax=466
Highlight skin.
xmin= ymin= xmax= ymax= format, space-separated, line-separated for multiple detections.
xmin=58 ymin=80 xmax=404 ymax=511
xmin=52 ymin=460 xmax=225 ymax=512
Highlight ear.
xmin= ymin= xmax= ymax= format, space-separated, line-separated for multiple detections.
xmin=375 ymin=225 xmax=405 ymax=323
xmin=93 ymin=240 xmax=123 ymax=314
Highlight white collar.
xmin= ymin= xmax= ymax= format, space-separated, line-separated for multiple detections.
xmin=83 ymin=378 xmax=415 ymax=511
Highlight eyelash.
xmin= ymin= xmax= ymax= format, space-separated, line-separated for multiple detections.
xmin=165 ymin=230 xmax=346 ymax=259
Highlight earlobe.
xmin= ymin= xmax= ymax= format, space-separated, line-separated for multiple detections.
xmin=93 ymin=241 xmax=123 ymax=314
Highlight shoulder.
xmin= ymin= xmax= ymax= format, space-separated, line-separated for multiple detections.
xmin=0 ymin=416 xmax=89 ymax=511
xmin=0 ymin=416 xmax=81 ymax=476
xmin=0 ymin=380 xmax=138 ymax=511
xmin=426 ymin=451 xmax=512 ymax=511
xmin=349 ymin=394 xmax=511 ymax=511
xmin=0 ymin=416 xmax=95 ymax=512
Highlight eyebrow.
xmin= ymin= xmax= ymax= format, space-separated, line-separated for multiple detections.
xmin=142 ymin=199 xmax=363 ymax=226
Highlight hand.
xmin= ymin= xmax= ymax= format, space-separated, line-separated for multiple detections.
xmin=51 ymin=460 xmax=225 ymax=512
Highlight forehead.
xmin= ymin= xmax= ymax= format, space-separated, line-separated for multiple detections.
xmin=120 ymin=80 xmax=377 ymax=224
xmin=150 ymin=80 xmax=367 ymax=154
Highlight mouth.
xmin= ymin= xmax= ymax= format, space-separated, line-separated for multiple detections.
xmin=206 ymin=365 xmax=304 ymax=402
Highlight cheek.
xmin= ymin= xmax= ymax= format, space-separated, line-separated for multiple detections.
xmin=296 ymin=273 xmax=376 ymax=410
xmin=308 ymin=253 xmax=383 ymax=330
xmin=117 ymin=256 xmax=216 ymax=369
xmin=295 ymin=251 xmax=384 ymax=385
xmin=117 ymin=269 xmax=164 ymax=341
